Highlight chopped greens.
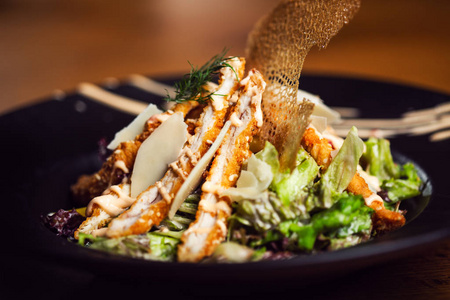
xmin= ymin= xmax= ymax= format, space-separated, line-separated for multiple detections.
xmin=78 ymin=232 xmax=180 ymax=261
xmin=362 ymin=137 xmax=400 ymax=181
xmin=227 ymin=133 xmax=420 ymax=256
xmin=66 ymin=132 xmax=421 ymax=262
xmin=381 ymin=162 xmax=422 ymax=203
xmin=272 ymin=148 xmax=319 ymax=207
xmin=286 ymin=194 xmax=373 ymax=251
xmin=362 ymin=137 xmax=422 ymax=203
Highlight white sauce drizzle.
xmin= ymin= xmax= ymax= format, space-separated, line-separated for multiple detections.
xmin=91 ymin=227 xmax=108 ymax=237
xmin=184 ymin=148 xmax=198 ymax=165
xmin=199 ymin=200 xmax=216 ymax=214
xmin=215 ymin=201 xmax=232 ymax=215
xmin=364 ymin=193 xmax=383 ymax=206
xmin=230 ymin=112 xmax=243 ymax=127
xmin=170 ymin=161 xmax=187 ymax=180
xmin=216 ymin=219 xmax=227 ymax=233
xmin=86 ymin=184 xmax=135 ymax=217
xmin=113 ymin=160 xmax=129 ymax=174
xmin=202 ymin=182 xmax=223 ymax=194
xmin=156 ymin=181 xmax=172 ymax=204
xmin=228 ymin=174 xmax=238 ymax=182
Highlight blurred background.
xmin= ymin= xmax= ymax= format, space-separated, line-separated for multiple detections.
xmin=1 ymin=0 xmax=449 ymax=114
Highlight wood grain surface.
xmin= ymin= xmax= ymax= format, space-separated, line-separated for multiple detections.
xmin=1 ymin=0 xmax=449 ymax=298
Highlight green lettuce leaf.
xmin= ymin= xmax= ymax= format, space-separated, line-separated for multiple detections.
xmin=286 ymin=193 xmax=373 ymax=251
xmin=317 ymin=126 xmax=365 ymax=208
xmin=229 ymin=191 xmax=305 ymax=232
xmin=255 ymin=141 xmax=282 ymax=185
xmin=362 ymin=137 xmax=422 ymax=203
xmin=228 ymin=143 xmax=320 ymax=233
xmin=362 ymin=137 xmax=400 ymax=181
xmin=78 ymin=231 xmax=181 ymax=261
xmin=272 ymin=148 xmax=319 ymax=206
xmin=381 ymin=162 xmax=422 ymax=203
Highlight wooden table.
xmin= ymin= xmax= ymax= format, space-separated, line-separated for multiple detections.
xmin=2 ymin=1 xmax=449 ymax=298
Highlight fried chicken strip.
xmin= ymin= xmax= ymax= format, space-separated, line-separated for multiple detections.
xmin=301 ymin=126 xmax=333 ymax=170
xmin=347 ymin=173 xmax=405 ymax=233
xmin=301 ymin=126 xmax=405 ymax=232
xmin=106 ymin=57 xmax=246 ymax=238
xmin=75 ymin=183 xmax=133 ymax=239
xmin=71 ymin=101 xmax=198 ymax=205
xmin=74 ymin=99 xmax=208 ymax=239
xmin=178 ymin=69 xmax=266 ymax=262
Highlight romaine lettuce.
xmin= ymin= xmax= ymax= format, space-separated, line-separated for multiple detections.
xmin=285 ymin=193 xmax=373 ymax=251
xmin=228 ymin=142 xmax=320 ymax=232
xmin=317 ymin=126 xmax=365 ymax=208
xmin=78 ymin=231 xmax=181 ymax=261
xmin=362 ymin=137 xmax=422 ymax=203
xmin=272 ymin=148 xmax=319 ymax=206
xmin=362 ymin=137 xmax=400 ymax=181
xmin=381 ymin=162 xmax=422 ymax=203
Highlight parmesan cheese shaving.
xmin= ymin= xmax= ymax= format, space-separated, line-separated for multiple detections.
xmin=130 ymin=112 xmax=187 ymax=198
xmin=220 ymin=154 xmax=273 ymax=202
xmin=107 ymin=103 xmax=162 ymax=150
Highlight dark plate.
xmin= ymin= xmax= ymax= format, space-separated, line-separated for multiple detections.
xmin=2 ymin=75 xmax=450 ymax=296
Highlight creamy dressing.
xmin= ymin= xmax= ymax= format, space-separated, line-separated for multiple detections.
xmin=199 ymin=200 xmax=216 ymax=214
xmin=86 ymin=184 xmax=135 ymax=217
xmin=228 ymin=174 xmax=238 ymax=181
xmin=91 ymin=227 xmax=108 ymax=237
xmin=358 ymin=168 xmax=381 ymax=192
xmin=113 ymin=160 xmax=129 ymax=174
xmin=202 ymin=182 xmax=223 ymax=194
xmin=230 ymin=112 xmax=243 ymax=127
xmin=323 ymin=130 xmax=344 ymax=150
xmin=170 ymin=161 xmax=187 ymax=180
xmin=184 ymin=148 xmax=198 ymax=165
xmin=216 ymin=219 xmax=227 ymax=233
xmin=156 ymin=181 xmax=172 ymax=203
xmin=364 ymin=193 xmax=383 ymax=206
xmin=215 ymin=200 xmax=232 ymax=215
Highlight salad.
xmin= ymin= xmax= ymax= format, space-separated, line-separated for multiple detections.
xmin=42 ymin=52 xmax=423 ymax=263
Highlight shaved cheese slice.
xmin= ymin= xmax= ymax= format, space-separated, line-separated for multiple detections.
xmin=169 ymin=121 xmax=231 ymax=219
xmin=220 ymin=154 xmax=272 ymax=202
xmin=107 ymin=103 xmax=162 ymax=150
xmin=130 ymin=112 xmax=187 ymax=198
xmin=310 ymin=115 xmax=327 ymax=133
xmin=297 ymin=89 xmax=341 ymax=124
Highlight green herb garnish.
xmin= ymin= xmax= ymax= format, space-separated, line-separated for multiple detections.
xmin=164 ymin=48 xmax=237 ymax=103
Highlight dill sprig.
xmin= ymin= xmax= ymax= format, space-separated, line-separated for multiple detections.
xmin=164 ymin=48 xmax=237 ymax=103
